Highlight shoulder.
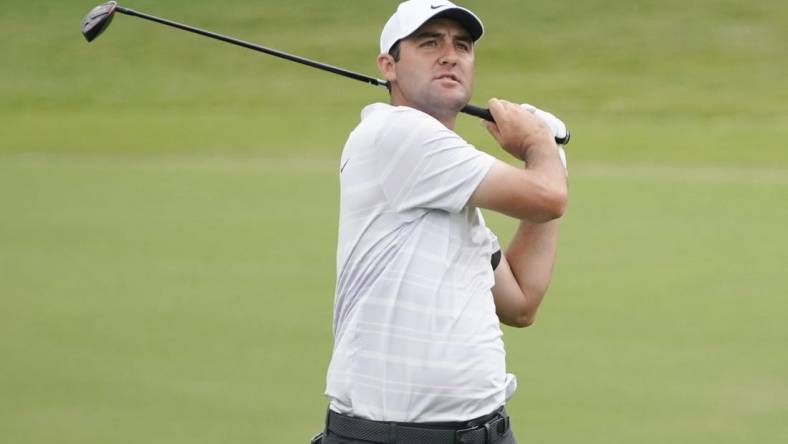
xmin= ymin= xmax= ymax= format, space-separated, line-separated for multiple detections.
xmin=356 ymin=103 xmax=451 ymax=138
xmin=388 ymin=106 xmax=450 ymax=136
xmin=347 ymin=103 xmax=478 ymax=165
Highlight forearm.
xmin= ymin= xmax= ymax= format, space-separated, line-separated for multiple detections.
xmin=504 ymin=218 xmax=560 ymax=319
xmin=514 ymin=102 xmax=567 ymax=211
xmin=522 ymin=138 xmax=565 ymax=188
xmin=518 ymin=150 xmax=568 ymax=222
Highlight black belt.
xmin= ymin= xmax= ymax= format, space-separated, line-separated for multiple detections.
xmin=325 ymin=407 xmax=511 ymax=444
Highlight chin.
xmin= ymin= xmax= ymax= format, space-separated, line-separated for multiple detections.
xmin=444 ymin=96 xmax=470 ymax=113
xmin=429 ymin=91 xmax=469 ymax=113
xmin=397 ymin=87 xmax=469 ymax=119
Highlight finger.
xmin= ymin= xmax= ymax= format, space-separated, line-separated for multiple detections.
xmin=520 ymin=103 xmax=537 ymax=113
xmin=487 ymin=98 xmax=506 ymax=121
xmin=482 ymin=119 xmax=502 ymax=141
xmin=496 ymin=98 xmax=515 ymax=108
xmin=487 ymin=97 xmax=503 ymax=118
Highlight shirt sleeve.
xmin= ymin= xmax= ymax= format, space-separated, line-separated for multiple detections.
xmin=376 ymin=109 xmax=495 ymax=213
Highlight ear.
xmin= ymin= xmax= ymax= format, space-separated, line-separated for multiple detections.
xmin=377 ymin=53 xmax=397 ymax=83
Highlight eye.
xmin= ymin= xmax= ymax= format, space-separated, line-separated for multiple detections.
xmin=456 ymin=42 xmax=471 ymax=52
xmin=421 ymin=39 xmax=438 ymax=48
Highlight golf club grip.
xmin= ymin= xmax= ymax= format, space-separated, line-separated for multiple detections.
xmin=462 ymin=104 xmax=571 ymax=145
xmin=461 ymin=104 xmax=493 ymax=122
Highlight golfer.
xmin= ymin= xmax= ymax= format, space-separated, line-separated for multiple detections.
xmin=314 ymin=1 xmax=568 ymax=443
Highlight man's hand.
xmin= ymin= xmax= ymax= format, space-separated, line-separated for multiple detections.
xmin=521 ymin=103 xmax=569 ymax=175
xmin=468 ymin=98 xmax=568 ymax=222
xmin=520 ymin=103 xmax=568 ymax=142
xmin=483 ymin=98 xmax=556 ymax=161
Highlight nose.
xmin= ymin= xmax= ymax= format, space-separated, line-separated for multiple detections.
xmin=438 ymin=46 xmax=458 ymax=66
xmin=438 ymin=56 xmax=456 ymax=66
xmin=436 ymin=37 xmax=460 ymax=66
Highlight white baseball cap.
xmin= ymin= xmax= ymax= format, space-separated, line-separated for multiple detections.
xmin=379 ymin=0 xmax=484 ymax=54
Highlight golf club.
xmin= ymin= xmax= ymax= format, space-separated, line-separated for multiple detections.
xmin=81 ymin=1 xmax=570 ymax=145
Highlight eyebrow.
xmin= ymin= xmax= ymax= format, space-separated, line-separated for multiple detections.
xmin=411 ymin=30 xmax=473 ymax=43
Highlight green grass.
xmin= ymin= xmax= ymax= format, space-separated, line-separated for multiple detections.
xmin=1 ymin=0 xmax=787 ymax=443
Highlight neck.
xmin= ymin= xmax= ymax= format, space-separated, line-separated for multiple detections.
xmin=389 ymin=91 xmax=458 ymax=130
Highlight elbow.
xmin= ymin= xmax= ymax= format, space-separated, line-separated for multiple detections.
xmin=503 ymin=298 xmax=540 ymax=328
xmin=547 ymin=185 xmax=568 ymax=219
xmin=531 ymin=183 xmax=567 ymax=222
xmin=509 ymin=313 xmax=536 ymax=328
xmin=503 ymin=287 xmax=548 ymax=328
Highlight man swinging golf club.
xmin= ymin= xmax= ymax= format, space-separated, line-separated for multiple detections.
xmin=80 ymin=1 xmax=568 ymax=441
xmin=315 ymin=1 xmax=569 ymax=443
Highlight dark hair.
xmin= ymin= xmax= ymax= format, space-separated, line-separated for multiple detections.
xmin=384 ymin=41 xmax=401 ymax=93
xmin=389 ymin=40 xmax=401 ymax=62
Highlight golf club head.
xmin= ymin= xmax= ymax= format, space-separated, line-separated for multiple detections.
xmin=81 ymin=1 xmax=118 ymax=42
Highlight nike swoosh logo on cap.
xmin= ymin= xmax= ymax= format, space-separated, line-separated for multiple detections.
xmin=430 ymin=4 xmax=447 ymax=9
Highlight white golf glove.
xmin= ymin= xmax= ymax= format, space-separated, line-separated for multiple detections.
xmin=521 ymin=103 xmax=568 ymax=175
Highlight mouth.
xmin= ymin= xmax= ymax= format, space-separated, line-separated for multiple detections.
xmin=434 ymin=73 xmax=462 ymax=85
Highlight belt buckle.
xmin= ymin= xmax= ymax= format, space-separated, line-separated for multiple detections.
xmin=492 ymin=413 xmax=510 ymax=434
xmin=488 ymin=412 xmax=510 ymax=439
xmin=455 ymin=410 xmax=510 ymax=444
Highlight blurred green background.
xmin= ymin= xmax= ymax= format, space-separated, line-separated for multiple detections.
xmin=1 ymin=0 xmax=786 ymax=443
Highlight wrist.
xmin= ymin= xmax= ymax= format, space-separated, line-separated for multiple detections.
xmin=519 ymin=134 xmax=557 ymax=160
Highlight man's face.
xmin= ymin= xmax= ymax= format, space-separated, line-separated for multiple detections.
xmin=380 ymin=18 xmax=475 ymax=123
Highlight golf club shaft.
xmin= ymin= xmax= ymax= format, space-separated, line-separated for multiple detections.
xmin=115 ymin=5 xmax=569 ymax=144
xmin=116 ymin=6 xmax=385 ymax=88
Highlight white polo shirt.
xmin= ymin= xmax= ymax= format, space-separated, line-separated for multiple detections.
xmin=326 ymin=103 xmax=517 ymax=423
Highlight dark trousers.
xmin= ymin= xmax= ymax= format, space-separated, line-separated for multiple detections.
xmin=312 ymin=407 xmax=519 ymax=444
xmin=322 ymin=429 xmax=518 ymax=444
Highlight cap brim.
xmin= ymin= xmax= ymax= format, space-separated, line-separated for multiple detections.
xmin=433 ymin=8 xmax=483 ymax=42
